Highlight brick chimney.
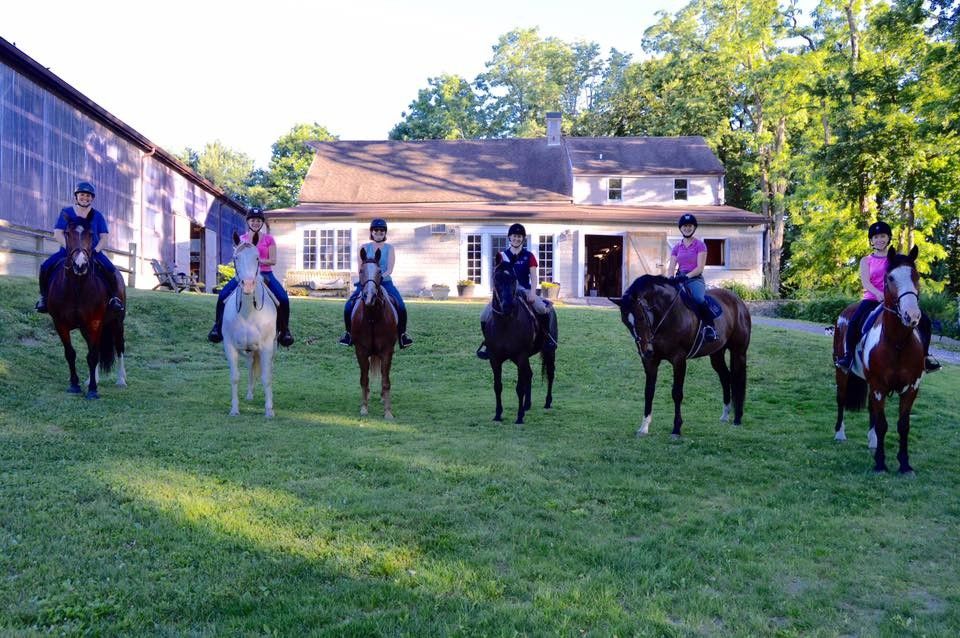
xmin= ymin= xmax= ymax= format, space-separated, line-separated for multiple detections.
xmin=546 ymin=112 xmax=562 ymax=146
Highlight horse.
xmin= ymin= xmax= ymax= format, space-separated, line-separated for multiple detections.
xmin=481 ymin=258 xmax=557 ymax=424
xmin=350 ymin=247 xmax=398 ymax=419
xmin=222 ymin=232 xmax=278 ymax=417
xmin=46 ymin=217 xmax=126 ymax=399
xmin=611 ymin=275 xmax=751 ymax=437
xmin=833 ymin=246 xmax=925 ymax=474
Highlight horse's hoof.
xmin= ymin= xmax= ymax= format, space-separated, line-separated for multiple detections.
xmin=68 ymin=385 xmax=82 ymax=394
xmin=544 ymin=399 xmax=552 ymax=409
xmin=515 ymin=419 xmax=524 ymax=425
xmin=493 ymin=414 xmax=502 ymax=422
xmin=246 ymin=393 xmax=254 ymax=401
xmin=384 ymin=412 xmax=395 ymax=421
xmin=265 ymin=410 xmax=275 ymax=418
xmin=635 ymin=430 xmax=648 ymax=438
xmin=834 ymin=432 xmax=847 ymax=442
xmin=85 ymin=390 xmax=99 ymax=400
xmin=670 ymin=433 xmax=681 ymax=440
xmin=873 ymin=467 xmax=888 ymax=474
xmin=116 ymin=381 xmax=127 ymax=388
xmin=899 ymin=468 xmax=916 ymax=477
xmin=360 ymin=408 xmax=368 ymax=417
xmin=732 ymin=421 xmax=742 ymax=428
xmin=229 ymin=410 xmax=239 ymax=416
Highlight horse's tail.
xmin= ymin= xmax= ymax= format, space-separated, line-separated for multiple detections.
xmin=844 ymin=373 xmax=868 ymax=411
xmin=540 ymin=310 xmax=557 ymax=381
xmin=97 ymin=316 xmax=120 ymax=373
xmin=369 ymin=355 xmax=382 ymax=385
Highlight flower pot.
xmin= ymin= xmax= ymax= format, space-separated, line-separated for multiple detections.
xmin=431 ymin=286 xmax=450 ymax=301
xmin=541 ymin=285 xmax=560 ymax=300
xmin=457 ymin=284 xmax=475 ymax=298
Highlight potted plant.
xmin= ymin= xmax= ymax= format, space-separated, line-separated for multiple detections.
xmin=540 ymin=281 xmax=561 ymax=300
xmin=456 ymin=279 xmax=476 ymax=297
xmin=431 ymin=283 xmax=450 ymax=301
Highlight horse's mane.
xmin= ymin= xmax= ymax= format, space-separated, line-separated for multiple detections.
xmin=622 ymin=275 xmax=675 ymax=301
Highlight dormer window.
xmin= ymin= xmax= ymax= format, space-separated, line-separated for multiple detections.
xmin=674 ymin=178 xmax=688 ymax=201
xmin=608 ymin=177 xmax=622 ymax=201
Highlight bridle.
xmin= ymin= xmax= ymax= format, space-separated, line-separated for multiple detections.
xmin=359 ymin=258 xmax=383 ymax=305
xmin=233 ymin=243 xmax=266 ymax=311
xmin=627 ymin=284 xmax=682 ymax=353
xmin=491 ymin=268 xmax=518 ymax=317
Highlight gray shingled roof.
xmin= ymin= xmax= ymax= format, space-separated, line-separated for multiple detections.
xmin=565 ymin=136 xmax=725 ymax=175
xmin=299 ymin=139 xmax=572 ymax=204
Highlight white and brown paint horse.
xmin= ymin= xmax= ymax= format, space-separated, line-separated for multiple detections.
xmin=834 ymin=246 xmax=925 ymax=473
xmin=350 ymin=247 xmax=398 ymax=419
xmin=222 ymin=232 xmax=278 ymax=417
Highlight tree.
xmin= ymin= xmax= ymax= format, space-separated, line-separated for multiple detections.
xmin=262 ymin=123 xmax=336 ymax=209
xmin=389 ymin=75 xmax=485 ymax=140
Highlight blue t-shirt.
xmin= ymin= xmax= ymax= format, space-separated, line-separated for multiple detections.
xmin=360 ymin=241 xmax=394 ymax=281
xmin=500 ymin=249 xmax=538 ymax=290
xmin=55 ymin=207 xmax=109 ymax=249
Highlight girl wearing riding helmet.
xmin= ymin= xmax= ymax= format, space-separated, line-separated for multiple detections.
xmin=836 ymin=221 xmax=940 ymax=372
xmin=208 ymin=207 xmax=294 ymax=347
xmin=339 ymin=218 xmax=414 ymax=348
xmin=665 ymin=213 xmax=718 ymax=342
xmin=36 ymin=181 xmax=124 ymax=314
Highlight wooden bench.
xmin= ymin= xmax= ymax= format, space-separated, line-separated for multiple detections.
xmin=283 ymin=269 xmax=353 ymax=297
xmin=151 ymin=259 xmax=204 ymax=293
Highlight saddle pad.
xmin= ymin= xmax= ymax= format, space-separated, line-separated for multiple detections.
xmin=679 ymin=289 xmax=723 ymax=318
xmin=851 ymin=305 xmax=885 ymax=379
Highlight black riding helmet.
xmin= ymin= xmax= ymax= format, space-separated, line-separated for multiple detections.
xmin=370 ymin=218 xmax=388 ymax=239
xmin=678 ymin=213 xmax=698 ymax=229
xmin=246 ymin=206 xmax=266 ymax=221
xmin=508 ymin=223 xmax=526 ymax=237
xmin=74 ymin=181 xmax=96 ymax=197
xmin=868 ymin=221 xmax=892 ymax=238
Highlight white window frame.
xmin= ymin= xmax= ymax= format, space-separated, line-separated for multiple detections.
xmin=608 ymin=177 xmax=623 ymax=201
xmin=300 ymin=225 xmax=353 ymax=270
xmin=674 ymin=178 xmax=688 ymax=201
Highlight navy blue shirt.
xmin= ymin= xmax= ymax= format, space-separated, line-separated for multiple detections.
xmin=55 ymin=207 xmax=109 ymax=249
xmin=500 ymin=249 xmax=538 ymax=290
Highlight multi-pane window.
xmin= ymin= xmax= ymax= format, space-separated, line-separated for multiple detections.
xmin=304 ymin=229 xmax=351 ymax=269
xmin=705 ymin=238 xmax=726 ymax=266
xmin=674 ymin=178 xmax=688 ymax=200
xmin=303 ymin=230 xmax=317 ymax=269
xmin=467 ymin=234 xmax=482 ymax=284
xmin=608 ymin=177 xmax=623 ymax=201
xmin=538 ymin=235 xmax=554 ymax=283
xmin=489 ymin=234 xmax=510 ymax=282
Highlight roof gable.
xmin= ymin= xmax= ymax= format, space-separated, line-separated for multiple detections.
xmin=566 ymin=136 xmax=724 ymax=175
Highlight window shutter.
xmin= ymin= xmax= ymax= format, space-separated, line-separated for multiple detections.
xmin=727 ymin=238 xmax=756 ymax=270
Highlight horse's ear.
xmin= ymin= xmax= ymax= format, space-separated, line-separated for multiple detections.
xmin=494 ymin=252 xmax=503 ymax=266
xmin=233 ymin=231 xmax=241 ymax=246
xmin=360 ymin=247 xmax=367 ymax=261
xmin=908 ymin=245 xmax=918 ymax=262
xmin=887 ymin=246 xmax=897 ymax=260
xmin=250 ymin=231 xmax=260 ymax=246
xmin=374 ymin=248 xmax=381 ymax=262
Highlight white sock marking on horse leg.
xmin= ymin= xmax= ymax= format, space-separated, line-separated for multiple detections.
xmin=636 ymin=414 xmax=651 ymax=437
xmin=720 ymin=403 xmax=730 ymax=422
xmin=115 ymin=354 xmax=127 ymax=387
xmin=868 ymin=427 xmax=877 ymax=450
xmin=835 ymin=421 xmax=846 ymax=441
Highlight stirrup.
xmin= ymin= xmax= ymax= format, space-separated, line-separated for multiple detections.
xmin=835 ymin=354 xmax=851 ymax=372
xmin=925 ymin=356 xmax=941 ymax=373
xmin=35 ymin=297 xmax=48 ymax=313
xmin=399 ymin=333 xmax=413 ymax=349
xmin=108 ymin=297 xmax=124 ymax=312
xmin=702 ymin=326 xmax=718 ymax=342
xmin=476 ymin=344 xmax=489 ymax=360
xmin=338 ymin=332 xmax=353 ymax=346
xmin=278 ymin=331 xmax=294 ymax=347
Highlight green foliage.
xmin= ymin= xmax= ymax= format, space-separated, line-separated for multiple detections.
xmin=217 ymin=264 xmax=235 ymax=286
xmin=716 ymin=281 xmax=777 ymax=301
xmin=390 ymin=75 xmax=486 ymax=140
xmin=262 ymin=123 xmax=337 ymax=209
xmin=776 ymin=292 xmax=856 ymax=323
xmin=2 ymin=275 xmax=959 ymax=635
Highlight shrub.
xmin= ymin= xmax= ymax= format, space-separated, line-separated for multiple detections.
xmin=540 ymin=282 xmax=560 ymax=289
xmin=457 ymin=279 xmax=475 ymax=286
xmin=716 ymin=281 xmax=776 ymax=301
xmin=776 ymin=292 xmax=855 ymax=323
xmin=217 ymin=264 xmax=236 ymax=286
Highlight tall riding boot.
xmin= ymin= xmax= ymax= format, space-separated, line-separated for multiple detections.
xmin=35 ymin=264 xmax=50 ymax=313
xmin=208 ymin=297 xmax=226 ymax=343
xmin=105 ymin=272 xmax=125 ymax=313
xmin=339 ymin=299 xmax=354 ymax=346
xmin=277 ymin=300 xmax=294 ymax=347
xmin=537 ymin=312 xmax=556 ymax=351
xmin=698 ymin=303 xmax=718 ymax=342
xmin=918 ymin=314 xmax=941 ymax=373
xmin=398 ymin=306 xmax=413 ymax=348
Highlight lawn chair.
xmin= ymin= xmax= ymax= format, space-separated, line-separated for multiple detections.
xmin=151 ymin=259 xmax=204 ymax=293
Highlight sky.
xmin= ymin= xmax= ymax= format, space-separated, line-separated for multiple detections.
xmin=3 ymin=0 xmax=692 ymax=168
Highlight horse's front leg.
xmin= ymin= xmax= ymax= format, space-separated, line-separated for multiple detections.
xmin=82 ymin=328 xmax=101 ymax=400
xmin=710 ymin=350 xmax=732 ymax=422
xmin=638 ymin=358 xmax=660 ymax=436
xmin=515 ymin=357 xmax=532 ymax=425
xmin=491 ymin=359 xmax=504 ymax=422
xmin=381 ymin=350 xmax=394 ymax=421
xmin=356 ymin=349 xmax=370 ymax=417
xmin=261 ymin=348 xmax=275 ymax=419
xmin=225 ymin=344 xmax=241 ymax=415
xmin=246 ymin=352 xmax=256 ymax=401
xmin=670 ymin=358 xmax=688 ymax=438
xmin=56 ymin=325 xmax=82 ymax=394
xmin=896 ymin=388 xmax=919 ymax=475
xmin=870 ymin=392 xmax=889 ymax=472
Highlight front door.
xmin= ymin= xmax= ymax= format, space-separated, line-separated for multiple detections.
xmin=584 ymin=235 xmax=623 ymax=297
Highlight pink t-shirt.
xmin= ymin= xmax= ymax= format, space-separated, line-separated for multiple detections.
xmin=241 ymin=232 xmax=275 ymax=272
xmin=671 ymin=238 xmax=707 ymax=275
xmin=863 ymin=253 xmax=887 ymax=301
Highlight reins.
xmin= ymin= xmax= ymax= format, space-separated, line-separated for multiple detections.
xmin=233 ymin=245 xmax=267 ymax=312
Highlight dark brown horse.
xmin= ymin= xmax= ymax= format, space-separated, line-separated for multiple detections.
xmin=612 ymin=275 xmax=751 ymax=437
xmin=833 ymin=246 xmax=925 ymax=474
xmin=350 ymin=247 xmax=398 ymax=419
xmin=481 ymin=258 xmax=557 ymax=424
xmin=46 ymin=217 xmax=126 ymax=399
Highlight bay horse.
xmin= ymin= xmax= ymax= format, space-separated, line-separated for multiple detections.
xmin=351 ymin=247 xmax=398 ymax=419
xmin=481 ymin=257 xmax=557 ymax=424
xmin=46 ymin=217 xmax=126 ymax=399
xmin=833 ymin=246 xmax=925 ymax=474
xmin=611 ymin=275 xmax=751 ymax=437
xmin=222 ymin=233 xmax=277 ymax=417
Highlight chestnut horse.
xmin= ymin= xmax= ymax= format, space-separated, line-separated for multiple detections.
xmin=481 ymin=257 xmax=557 ymax=424
xmin=350 ymin=247 xmax=398 ymax=419
xmin=833 ymin=246 xmax=925 ymax=474
xmin=612 ymin=276 xmax=751 ymax=437
xmin=46 ymin=217 xmax=126 ymax=399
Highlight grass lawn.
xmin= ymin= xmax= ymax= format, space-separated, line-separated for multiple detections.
xmin=1 ymin=275 xmax=958 ymax=636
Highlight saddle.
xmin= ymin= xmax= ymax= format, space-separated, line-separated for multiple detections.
xmin=678 ymin=288 xmax=723 ymax=318
xmin=849 ymin=305 xmax=885 ymax=379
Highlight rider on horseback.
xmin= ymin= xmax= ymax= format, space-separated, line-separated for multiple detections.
xmin=666 ymin=213 xmax=718 ymax=342
xmin=339 ymin=218 xmax=414 ymax=349
xmin=835 ymin=221 xmax=940 ymax=373
xmin=476 ymin=223 xmax=557 ymax=359
xmin=35 ymin=181 xmax=124 ymax=314
xmin=208 ymin=207 xmax=294 ymax=347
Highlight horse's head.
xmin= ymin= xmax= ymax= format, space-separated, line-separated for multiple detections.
xmin=492 ymin=255 xmax=518 ymax=315
xmin=884 ymin=245 xmax=921 ymax=328
xmin=611 ymin=275 xmax=677 ymax=359
xmin=232 ymin=232 xmax=260 ymax=295
xmin=63 ymin=218 xmax=94 ymax=276
xmin=359 ymin=247 xmax=383 ymax=306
